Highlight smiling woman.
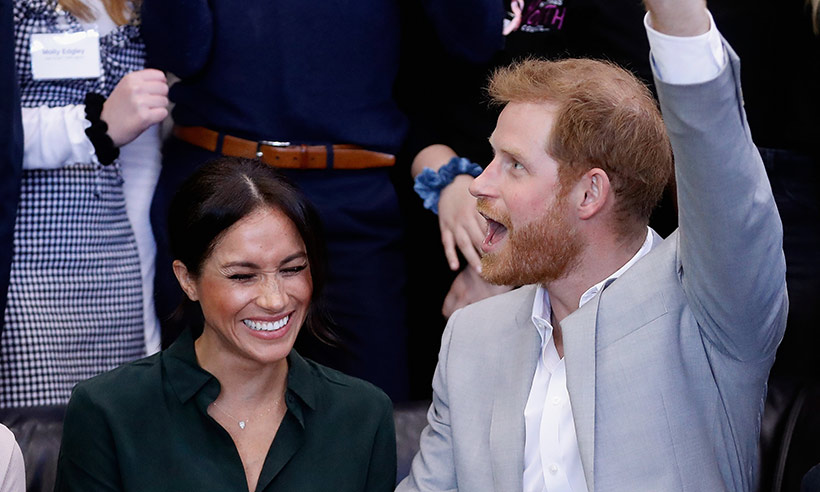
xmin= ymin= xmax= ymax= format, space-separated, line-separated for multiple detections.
xmin=54 ymin=157 xmax=397 ymax=492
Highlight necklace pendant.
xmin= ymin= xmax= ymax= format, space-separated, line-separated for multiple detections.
xmin=239 ymin=421 xmax=246 ymax=430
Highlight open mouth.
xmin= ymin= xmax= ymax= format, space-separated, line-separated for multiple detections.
xmin=480 ymin=215 xmax=508 ymax=253
xmin=243 ymin=315 xmax=290 ymax=332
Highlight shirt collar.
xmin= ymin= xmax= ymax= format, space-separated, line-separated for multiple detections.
xmin=163 ymin=328 xmax=318 ymax=414
xmin=164 ymin=328 xmax=213 ymax=404
xmin=531 ymin=227 xmax=655 ymax=344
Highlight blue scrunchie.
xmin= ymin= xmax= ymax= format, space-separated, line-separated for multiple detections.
xmin=413 ymin=156 xmax=483 ymax=214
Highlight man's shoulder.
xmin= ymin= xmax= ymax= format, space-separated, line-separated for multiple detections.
xmin=448 ymin=285 xmax=538 ymax=339
xmin=456 ymin=285 xmax=536 ymax=318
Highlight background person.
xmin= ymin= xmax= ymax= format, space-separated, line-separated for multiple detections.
xmin=1 ymin=0 xmax=168 ymax=408
xmin=54 ymin=158 xmax=396 ymax=492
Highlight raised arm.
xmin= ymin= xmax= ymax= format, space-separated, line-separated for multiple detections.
xmin=645 ymin=0 xmax=787 ymax=359
xmin=644 ymin=0 xmax=709 ymax=37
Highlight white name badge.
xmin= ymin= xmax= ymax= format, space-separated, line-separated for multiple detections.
xmin=30 ymin=30 xmax=102 ymax=80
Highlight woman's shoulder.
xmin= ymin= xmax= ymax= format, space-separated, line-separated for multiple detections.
xmin=70 ymin=352 xmax=163 ymax=409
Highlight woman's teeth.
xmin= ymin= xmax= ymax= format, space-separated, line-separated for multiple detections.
xmin=243 ymin=316 xmax=289 ymax=332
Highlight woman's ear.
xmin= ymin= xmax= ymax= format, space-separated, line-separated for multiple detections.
xmin=172 ymin=260 xmax=199 ymax=301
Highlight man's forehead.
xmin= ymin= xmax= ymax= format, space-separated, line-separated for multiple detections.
xmin=489 ymin=101 xmax=557 ymax=153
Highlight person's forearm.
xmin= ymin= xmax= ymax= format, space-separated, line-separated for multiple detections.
xmin=411 ymin=144 xmax=458 ymax=178
xmin=644 ymin=0 xmax=709 ymax=36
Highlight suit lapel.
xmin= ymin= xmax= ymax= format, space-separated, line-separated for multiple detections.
xmin=489 ymin=286 xmax=540 ymax=491
xmin=561 ymin=282 xmax=610 ymax=492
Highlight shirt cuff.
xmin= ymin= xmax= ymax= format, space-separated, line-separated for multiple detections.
xmin=22 ymin=105 xmax=96 ymax=170
xmin=644 ymin=10 xmax=726 ymax=85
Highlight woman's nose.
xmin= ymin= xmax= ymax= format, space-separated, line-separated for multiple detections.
xmin=256 ymin=277 xmax=287 ymax=311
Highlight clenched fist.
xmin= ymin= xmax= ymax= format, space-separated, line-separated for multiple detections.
xmin=100 ymin=68 xmax=169 ymax=147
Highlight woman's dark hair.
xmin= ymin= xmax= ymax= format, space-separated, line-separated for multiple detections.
xmin=168 ymin=156 xmax=336 ymax=345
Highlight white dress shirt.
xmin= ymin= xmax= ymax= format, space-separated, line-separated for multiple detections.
xmin=523 ymin=228 xmax=654 ymax=492
xmin=522 ymin=12 xmax=727 ymax=491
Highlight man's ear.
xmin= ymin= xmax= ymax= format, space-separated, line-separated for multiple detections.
xmin=574 ymin=168 xmax=612 ymax=220
xmin=172 ymin=260 xmax=199 ymax=302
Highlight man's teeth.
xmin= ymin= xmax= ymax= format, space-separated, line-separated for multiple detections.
xmin=243 ymin=316 xmax=289 ymax=332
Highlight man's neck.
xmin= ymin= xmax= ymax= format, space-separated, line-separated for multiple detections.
xmin=546 ymin=227 xmax=648 ymax=325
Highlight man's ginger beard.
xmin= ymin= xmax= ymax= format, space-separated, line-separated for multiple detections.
xmin=477 ymin=190 xmax=583 ymax=286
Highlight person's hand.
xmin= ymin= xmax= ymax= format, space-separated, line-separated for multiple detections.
xmin=644 ymin=0 xmax=709 ymax=36
xmin=438 ymin=174 xmax=485 ymax=272
xmin=101 ymin=69 xmax=169 ymax=147
xmin=503 ymin=0 xmax=524 ymax=35
xmin=442 ymin=267 xmax=513 ymax=318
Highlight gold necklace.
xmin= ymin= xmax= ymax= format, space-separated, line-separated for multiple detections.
xmin=210 ymin=396 xmax=283 ymax=430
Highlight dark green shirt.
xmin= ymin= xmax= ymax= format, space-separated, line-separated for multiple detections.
xmin=54 ymin=329 xmax=396 ymax=492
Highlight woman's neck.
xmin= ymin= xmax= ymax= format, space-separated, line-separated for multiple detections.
xmin=194 ymin=333 xmax=288 ymax=407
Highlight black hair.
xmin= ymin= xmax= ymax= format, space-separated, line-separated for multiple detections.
xmin=168 ymin=156 xmax=336 ymax=345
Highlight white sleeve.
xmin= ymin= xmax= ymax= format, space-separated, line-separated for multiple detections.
xmin=0 ymin=425 xmax=25 ymax=492
xmin=644 ymin=10 xmax=726 ymax=85
xmin=22 ymin=105 xmax=97 ymax=169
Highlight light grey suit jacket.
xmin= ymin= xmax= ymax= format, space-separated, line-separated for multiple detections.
xmin=397 ymin=45 xmax=788 ymax=492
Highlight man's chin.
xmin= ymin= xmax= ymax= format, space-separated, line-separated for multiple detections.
xmin=479 ymin=252 xmax=517 ymax=286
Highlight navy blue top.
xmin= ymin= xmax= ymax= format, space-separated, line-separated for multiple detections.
xmin=140 ymin=0 xmax=503 ymax=153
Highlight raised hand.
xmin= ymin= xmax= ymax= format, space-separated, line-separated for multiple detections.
xmin=438 ymin=174 xmax=486 ymax=272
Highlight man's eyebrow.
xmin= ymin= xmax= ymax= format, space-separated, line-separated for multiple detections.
xmin=489 ymin=136 xmax=526 ymax=164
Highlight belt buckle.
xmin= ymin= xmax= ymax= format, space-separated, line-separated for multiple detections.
xmin=256 ymin=140 xmax=291 ymax=158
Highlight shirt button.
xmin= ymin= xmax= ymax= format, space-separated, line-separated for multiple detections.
xmin=549 ymin=463 xmax=559 ymax=474
xmin=551 ymin=396 xmax=561 ymax=405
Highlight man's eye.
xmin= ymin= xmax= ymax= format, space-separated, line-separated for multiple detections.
xmin=513 ymin=161 xmax=525 ymax=170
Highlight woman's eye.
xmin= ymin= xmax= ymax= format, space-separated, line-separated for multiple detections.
xmin=228 ymin=273 xmax=254 ymax=281
xmin=512 ymin=161 xmax=525 ymax=170
xmin=281 ymin=264 xmax=308 ymax=276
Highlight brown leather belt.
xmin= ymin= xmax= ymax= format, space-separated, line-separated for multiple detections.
xmin=172 ymin=125 xmax=395 ymax=170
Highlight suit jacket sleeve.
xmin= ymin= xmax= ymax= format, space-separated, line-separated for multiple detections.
xmin=654 ymin=41 xmax=788 ymax=362
xmin=396 ymin=310 xmax=461 ymax=492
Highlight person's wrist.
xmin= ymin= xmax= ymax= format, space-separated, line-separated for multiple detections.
xmin=414 ymin=156 xmax=483 ymax=214
xmin=83 ymin=92 xmax=120 ymax=165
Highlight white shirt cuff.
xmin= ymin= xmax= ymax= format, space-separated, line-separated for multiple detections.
xmin=22 ymin=105 xmax=96 ymax=170
xmin=644 ymin=10 xmax=726 ymax=85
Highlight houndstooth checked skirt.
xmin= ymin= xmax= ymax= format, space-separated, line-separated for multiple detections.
xmin=0 ymin=165 xmax=145 ymax=407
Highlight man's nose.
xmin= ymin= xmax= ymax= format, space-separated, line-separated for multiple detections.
xmin=469 ymin=158 xmax=498 ymax=199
